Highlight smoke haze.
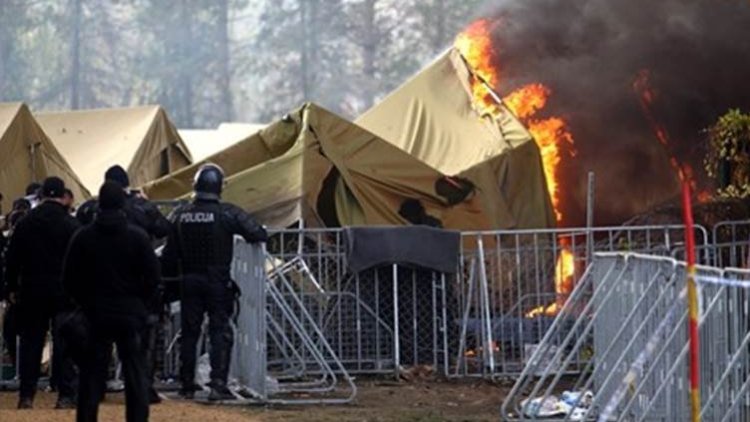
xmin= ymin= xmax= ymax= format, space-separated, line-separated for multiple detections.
xmin=480 ymin=0 xmax=750 ymax=225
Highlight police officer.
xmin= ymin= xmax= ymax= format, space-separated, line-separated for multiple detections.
xmin=4 ymin=177 xmax=80 ymax=409
xmin=161 ymin=163 xmax=267 ymax=401
xmin=77 ymin=165 xmax=170 ymax=239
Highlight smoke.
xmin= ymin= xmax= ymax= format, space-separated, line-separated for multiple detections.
xmin=481 ymin=0 xmax=750 ymax=225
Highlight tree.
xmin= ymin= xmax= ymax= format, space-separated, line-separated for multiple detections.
xmin=704 ymin=109 xmax=750 ymax=198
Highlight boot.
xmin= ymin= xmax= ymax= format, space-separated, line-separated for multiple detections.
xmin=178 ymin=383 xmax=201 ymax=400
xmin=207 ymin=384 xmax=235 ymax=402
xmin=55 ymin=396 xmax=77 ymax=409
xmin=17 ymin=397 xmax=33 ymax=409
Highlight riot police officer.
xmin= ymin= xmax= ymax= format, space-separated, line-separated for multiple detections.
xmin=161 ymin=164 xmax=267 ymax=401
xmin=76 ymin=165 xmax=170 ymax=239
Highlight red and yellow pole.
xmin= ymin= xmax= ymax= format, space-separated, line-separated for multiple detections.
xmin=680 ymin=179 xmax=700 ymax=422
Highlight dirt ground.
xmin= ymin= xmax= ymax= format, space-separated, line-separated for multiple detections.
xmin=0 ymin=379 xmax=507 ymax=422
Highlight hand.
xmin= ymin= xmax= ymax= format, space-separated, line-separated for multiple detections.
xmin=8 ymin=292 xmax=17 ymax=305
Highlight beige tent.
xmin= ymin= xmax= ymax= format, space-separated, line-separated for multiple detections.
xmin=144 ymin=102 xmax=552 ymax=232
xmin=179 ymin=122 xmax=267 ymax=162
xmin=355 ymin=48 xmax=555 ymax=229
xmin=0 ymin=103 xmax=90 ymax=209
xmin=35 ymin=105 xmax=192 ymax=193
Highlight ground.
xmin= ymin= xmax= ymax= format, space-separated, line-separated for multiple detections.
xmin=0 ymin=379 xmax=506 ymax=422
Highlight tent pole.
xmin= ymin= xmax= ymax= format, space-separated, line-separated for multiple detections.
xmin=586 ymin=171 xmax=595 ymax=264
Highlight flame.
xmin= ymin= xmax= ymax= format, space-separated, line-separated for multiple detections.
xmin=633 ymin=69 xmax=695 ymax=188
xmin=455 ymin=20 xmax=578 ymax=318
xmin=526 ymin=245 xmax=576 ymax=318
xmin=454 ymin=22 xmax=575 ymax=224
xmin=454 ymin=19 xmax=501 ymax=116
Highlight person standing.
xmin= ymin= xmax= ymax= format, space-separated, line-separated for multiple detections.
xmin=161 ymin=163 xmax=267 ymax=401
xmin=76 ymin=165 xmax=170 ymax=238
xmin=4 ymin=177 xmax=80 ymax=409
xmin=76 ymin=164 xmax=169 ymax=403
xmin=63 ymin=181 xmax=160 ymax=422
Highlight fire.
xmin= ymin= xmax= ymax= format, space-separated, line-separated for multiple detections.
xmin=455 ymin=20 xmax=578 ymax=318
xmin=526 ymin=246 xmax=576 ymax=318
xmin=633 ymin=69 xmax=695 ymax=188
xmin=454 ymin=19 xmax=501 ymax=116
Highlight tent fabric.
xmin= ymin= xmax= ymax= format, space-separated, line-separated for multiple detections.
xmin=0 ymin=103 xmax=90 ymax=208
xmin=354 ymin=47 xmax=555 ymax=229
xmin=142 ymin=110 xmax=304 ymax=228
xmin=35 ymin=105 xmax=192 ymax=193
xmin=302 ymin=104 xmax=552 ymax=231
xmin=147 ymin=101 xmax=553 ymax=232
xmin=356 ymin=49 xmax=532 ymax=175
xmin=179 ymin=122 xmax=267 ymax=162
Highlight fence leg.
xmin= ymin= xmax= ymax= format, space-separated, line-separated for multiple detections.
xmin=393 ymin=264 xmax=400 ymax=379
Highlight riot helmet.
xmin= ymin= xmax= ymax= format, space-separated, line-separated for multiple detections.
xmin=193 ymin=163 xmax=225 ymax=200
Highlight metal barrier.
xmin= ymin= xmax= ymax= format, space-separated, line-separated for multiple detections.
xmin=0 ymin=222 xmax=729 ymax=391
xmin=500 ymin=253 xmax=750 ymax=421
xmin=712 ymin=220 xmax=750 ymax=268
xmin=453 ymin=225 xmax=708 ymax=378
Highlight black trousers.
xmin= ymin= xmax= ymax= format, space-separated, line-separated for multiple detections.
xmin=2 ymin=303 xmax=18 ymax=365
xmin=180 ymin=275 xmax=234 ymax=389
xmin=18 ymin=302 xmax=77 ymax=400
xmin=77 ymin=320 xmax=148 ymax=422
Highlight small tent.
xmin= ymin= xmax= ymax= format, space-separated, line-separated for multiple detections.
xmin=179 ymin=122 xmax=267 ymax=162
xmin=0 ymin=103 xmax=90 ymax=208
xmin=35 ymin=105 xmax=192 ymax=193
xmin=356 ymin=48 xmax=555 ymax=229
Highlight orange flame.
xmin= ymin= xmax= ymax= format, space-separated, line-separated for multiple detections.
xmin=454 ymin=21 xmax=575 ymax=224
xmin=455 ymin=20 xmax=578 ymax=318
xmin=454 ymin=19 xmax=501 ymax=117
xmin=526 ymin=246 xmax=576 ymax=318
xmin=633 ymin=69 xmax=695 ymax=189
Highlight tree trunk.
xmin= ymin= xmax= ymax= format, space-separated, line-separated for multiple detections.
xmin=362 ymin=0 xmax=377 ymax=108
xmin=70 ymin=0 xmax=82 ymax=109
xmin=217 ymin=0 xmax=233 ymax=121
xmin=300 ymin=0 xmax=310 ymax=99
xmin=179 ymin=0 xmax=194 ymax=127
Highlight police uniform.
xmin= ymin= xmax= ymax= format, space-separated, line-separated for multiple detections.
xmin=161 ymin=164 xmax=267 ymax=400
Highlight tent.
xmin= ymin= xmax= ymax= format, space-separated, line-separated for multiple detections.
xmin=35 ymin=105 xmax=192 ymax=193
xmin=144 ymin=102 xmax=552 ymax=232
xmin=0 ymin=103 xmax=90 ymax=209
xmin=356 ymin=48 xmax=555 ymax=229
xmin=179 ymin=122 xmax=267 ymax=162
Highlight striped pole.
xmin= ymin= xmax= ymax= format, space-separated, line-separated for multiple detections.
xmin=681 ymin=180 xmax=701 ymax=422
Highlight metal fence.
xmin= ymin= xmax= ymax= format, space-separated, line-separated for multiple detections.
xmin=500 ymin=253 xmax=750 ymax=421
xmin=0 ymin=221 xmax=745 ymax=392
xmin=263 ymin=224 xmax=709 ymax=379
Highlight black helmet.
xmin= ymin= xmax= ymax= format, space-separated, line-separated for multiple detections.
xmin=193 ymin=163 xmax=224 ymax=200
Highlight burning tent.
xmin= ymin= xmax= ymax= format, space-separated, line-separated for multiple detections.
xmin=0 ymin=102 xmax=90 ymax=205
xmin=356 ymin=47 xmax=556 ymax=229
xmin=143 ymin=102 xmax=552 ymax=231
xmin=35 ymin=105 xmax=192 ymax=193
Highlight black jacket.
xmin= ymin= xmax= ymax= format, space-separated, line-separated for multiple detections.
xmin=4 ymin=201 xmax=80 ymax=306
xmin=0 ymin=232 xmax=7 ymax=299
xmin=76 ymin=192 xmax=170 ymax=239
xmin=161 ymin=198 xmax=267 ymax=280
xmin=63 ymin=209 xmax=160 ymax=327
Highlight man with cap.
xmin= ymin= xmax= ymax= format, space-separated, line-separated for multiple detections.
xmin=161 ymin=163 xmax=267 ymax=401
xmin=4 ymin=176 xmax=81 ymax=409
xmin=64 ymin=181 xmax=160 ymax=422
